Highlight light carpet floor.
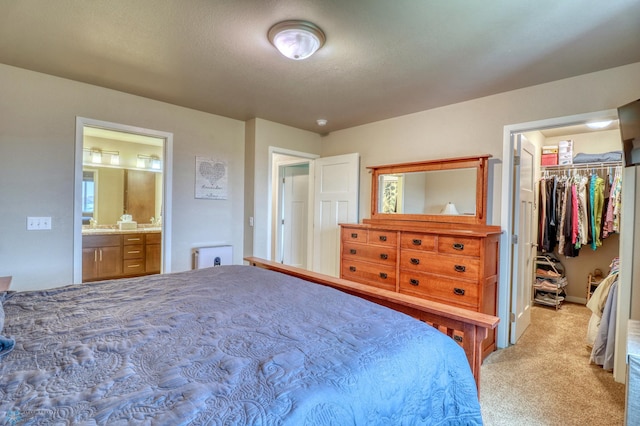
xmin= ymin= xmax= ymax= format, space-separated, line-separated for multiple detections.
xmin=480 ymin=303 xmax=625 ymax=426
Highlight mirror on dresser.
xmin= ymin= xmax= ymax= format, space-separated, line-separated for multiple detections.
xmin=370 ymin=155 xmax=490 ymax=225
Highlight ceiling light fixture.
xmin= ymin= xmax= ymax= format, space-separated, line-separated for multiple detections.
xmin=268 ymin=20 xmax=326 ymax=60
xmin=586 ymin=120 xmax=613 ymax=129
xmin=316 ymin=119 xmax=327 ymax=126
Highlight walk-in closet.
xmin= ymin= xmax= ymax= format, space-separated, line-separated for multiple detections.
xmin=523 ymin=120 xmax=622 ymax=371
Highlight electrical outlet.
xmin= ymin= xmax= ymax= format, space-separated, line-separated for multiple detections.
xmin=27 ymin=216 xmax=52 ymax=230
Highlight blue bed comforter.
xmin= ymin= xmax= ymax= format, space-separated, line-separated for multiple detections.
xmin=0 ymin=266 xmax=482 ymax=425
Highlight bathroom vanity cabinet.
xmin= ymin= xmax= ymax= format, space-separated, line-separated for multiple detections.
xmin=82 ymin=231 xmax=160 ymax=282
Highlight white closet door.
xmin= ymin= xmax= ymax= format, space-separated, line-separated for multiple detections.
xmin=511 ymin=134 xmax=536 ymax=344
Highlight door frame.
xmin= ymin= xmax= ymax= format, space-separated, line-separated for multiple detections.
xmin=500 ymin=108 xmax=632 ymax=382
xmin=73 ymin=117 xmax=174 ymax=283
xmin=269 ymin=147 xmax=319 ymax=264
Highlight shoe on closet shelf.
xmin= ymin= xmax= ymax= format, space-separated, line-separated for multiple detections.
xmin=536 ymin=268 xmax=561 ymax=277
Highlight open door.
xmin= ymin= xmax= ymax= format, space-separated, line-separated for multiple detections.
xmin=510 ymin=134 xmax=536 ymax=344
xmin=312 ymin=153 xmax=359 ymax=276
xmin=278 ymin=164 xmax=310 ymax=268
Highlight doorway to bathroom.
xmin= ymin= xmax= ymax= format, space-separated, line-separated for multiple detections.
xmin=73 ymin=117 xmax=173 ymax=283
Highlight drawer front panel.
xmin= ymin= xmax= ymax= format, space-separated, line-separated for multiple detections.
xmin=123 ymin=259 xmax=145 ymax=274
xmin=398 ymin=271 xmax=479 ymax=309
xmin=123 ymin=234 xmax=144 ymax=246
xmin=342 ymin=242 xmax=396 ymax=265
xmin=400 ymin=233 xmax=436 ymax=251
xmin=123 ymin=244 xmax=144 ymax=259
xmin=367 ymin=230 xmax=397 ymax=246
xmin=342 ymin=228 xmax=368 ymax=244
xmin=400 ymin=251 xmax=480 ymax=280
xmin=83 ymin=234 xmax=121 ymax=248
xmin=341 ymin=260 xmax=396 ymax=291
xmin=145 ymin=232 xmax=161 ymax=244
xmin=437 ymin=236 xmax=481 ymax=257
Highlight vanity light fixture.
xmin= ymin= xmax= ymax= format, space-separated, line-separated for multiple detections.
xmin=91 ymin=150 xmax=102 ymax=164
xmin=268 ymin=20 xmax=326 ymax=60
xmin=137 ymin=154 xmax=162 ymax=170
xmin=84 ymin=148 xmax=119 ymax=165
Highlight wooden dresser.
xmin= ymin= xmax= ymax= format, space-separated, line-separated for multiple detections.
xmin=341 ymin=222 xmax=500 ymax=358
xmin=341 ymin=154 xmax=501 ymax=359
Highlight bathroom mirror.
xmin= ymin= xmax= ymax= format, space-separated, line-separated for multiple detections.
xmin=82 ymin=166 xmax=162 ymax=226
xmin=369 ymin=155 xmax=491 ymax=225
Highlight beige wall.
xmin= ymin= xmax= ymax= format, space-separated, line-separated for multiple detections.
xmin=0 ymin=64 xmax=245 ymax=291
xmin=320 ymin=62 xmax=640 ymax=228
xmin=244 ymin=118 xmax=321 ymax=260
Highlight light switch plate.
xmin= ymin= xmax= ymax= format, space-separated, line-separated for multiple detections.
xmin=27 ymin=216 xmax=52 ymax=230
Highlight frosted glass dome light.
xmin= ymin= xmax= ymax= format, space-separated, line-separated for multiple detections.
xmin=268 ymin=20 xmax=326 ymax=60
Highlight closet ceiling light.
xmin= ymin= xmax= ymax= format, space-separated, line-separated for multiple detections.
xmin=268 ymin=20 xmax=325 ymax=60
xmin=586 ymin=120 xmax=613 ymax=129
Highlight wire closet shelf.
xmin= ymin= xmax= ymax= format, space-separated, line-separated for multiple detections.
xmin=541 ymin=161 xmax=623 ymax=176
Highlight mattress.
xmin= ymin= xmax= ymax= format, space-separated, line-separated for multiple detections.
xmin=0 ymin=265 xmax=482 ymax=425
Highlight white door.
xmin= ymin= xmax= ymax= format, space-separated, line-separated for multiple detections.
xmin=279 ymin=164 xmax=309 ymax=268
xmin=312 ymin=153 xmax=360 ymax=276
xmin=510 ymin=134 xmax=536 ymax=344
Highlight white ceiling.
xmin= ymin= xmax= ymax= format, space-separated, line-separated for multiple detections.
xmin=1 ymin=0 xmax=639 ymax=134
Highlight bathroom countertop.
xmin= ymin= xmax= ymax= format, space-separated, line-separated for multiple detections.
xmin=82 ymin=227 xmax=162 ymax=236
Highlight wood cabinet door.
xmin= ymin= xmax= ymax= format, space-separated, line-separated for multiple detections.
xmin=82 ymin=247 xmax=99 ymax=282
xmin=145 ymin=243 xmax=161 ymax=274
xmin=98 ymin=246 xmax=123 ymax=278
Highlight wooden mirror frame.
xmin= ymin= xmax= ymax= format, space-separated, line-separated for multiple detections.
xmin=368 ymin=154 xmax=491 ymax=225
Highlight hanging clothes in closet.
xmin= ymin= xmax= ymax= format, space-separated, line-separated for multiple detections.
xmin=538 ymin=165 xmax=622 ymax=257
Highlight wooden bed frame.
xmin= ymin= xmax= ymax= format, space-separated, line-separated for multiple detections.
xmin=245 ymin=257 xmax=499 ymax=395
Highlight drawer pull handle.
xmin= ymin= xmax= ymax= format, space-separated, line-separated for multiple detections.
xmin=350 ymin=249 xmax=357 ymax=255
xmin=454 ymin=335 xmax=463 ymax=343
xmin=351 ymin=233 xmax=358 ymax=238
xmin=128 ymin=250 xmax=141 ymax=254
xmin=409 ymin=278 xmax=420 ymax=286
xmin=380 ymin=253 xmax=388 ymax=260
xmin=379 ymin=272 xmax=388 ymax=279
xmin=349 ymin=266 xmax=356 ymax=272
xmin=412 ymin=239 xmax=422 ymax=246
xmin=379 ymin=235 xmax=387 ymax=242
xmin=452 ymin=243 xmax=465 ymax=251
xmin=454 ymin=264 xmax=466 ymax=273
xmin=454 ymin=287 xmax=465 ymax=296
xmin=410 ymin=258 xmax=420 ymax=265
xmin=127 ymin=264 xmax=141 ymax=268
xmin=127 ymin=238 xmax=141 ymax=241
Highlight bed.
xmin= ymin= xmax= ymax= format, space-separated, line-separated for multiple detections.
xmin=0 ymin=261 xmax=492 ymax=425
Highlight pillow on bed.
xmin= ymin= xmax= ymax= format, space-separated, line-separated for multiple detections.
xmin=0 ymin=298 xmax=14 ymax=356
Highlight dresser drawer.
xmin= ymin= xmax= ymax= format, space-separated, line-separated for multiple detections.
xmin=123 ymin=244 xmax=144 ymax=259
xmin=400 ymin=251 xmax=480 ymax=280
xmin=341 ymin=260 xmax=396 ymax=291
xmin=400 ymin=233 xmax=436 ymax=251
xmin=398 ymin=271 xmax=479 ymax=309
xmin=342 ymin=242 xmax=396 ymax=265
xmin=342 ymin=228 xmax=368 ymax=243
xmin=123 ymin=234 xmax=144 ymax=246
xmin=123 ymin=259 xmax=145 ymax=274
xmin=437 ymin=236 xmax=481 ymax=257
xmin=368 ymin=229 xmax=397 ymax=246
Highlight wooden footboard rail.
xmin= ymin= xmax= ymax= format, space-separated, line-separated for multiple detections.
xmin=245 ymin=257 xmax=499 ymax=395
